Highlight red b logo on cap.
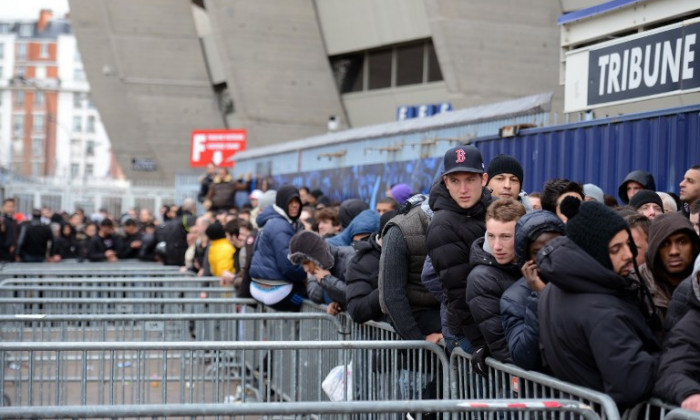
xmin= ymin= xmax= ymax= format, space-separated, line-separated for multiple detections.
xmin=455 ymin=149 xmax=466 ymax=163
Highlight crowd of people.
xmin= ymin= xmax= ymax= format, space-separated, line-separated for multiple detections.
xmin=2 ymin=150 xmax=700 ymax=413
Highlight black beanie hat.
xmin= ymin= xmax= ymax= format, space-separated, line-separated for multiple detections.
xmin=288 ymin=230 xmax=334 ymax=269
xmin=629 ymin=190 xmax=664 ymax=212
xmin=205 ymin=222 xmax=226 ymax=240
xmin=561 ymin=197 xmax=631 ymax=270
xmin=487 ymin=155 xmax=524 ymax=187
xmin=275 ymin=184 xmax=302 ymax=220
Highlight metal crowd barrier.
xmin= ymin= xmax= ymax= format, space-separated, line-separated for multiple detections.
xmin=0 ymin=399 xmax=602 ymax=419
xmin=624 ymin=398 xmax=694 ymax=420
xmin=664 ymin=408 xmax=700 ymax=420
xmin=0 ymin=262 xmax=185 ymax=279
xmin=0 ymin=312 xmax=343 ymax=343
xmin=450 ymin=348 xmax=620 ymax=420
xmin=0 ymin=340 xmax=449 ymax=408
xmin=0 ymin=297 xmax=255 ymax=316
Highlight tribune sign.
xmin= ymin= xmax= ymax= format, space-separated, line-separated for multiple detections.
xmin=190 ymin=129 xmax=247 ymax=168
xmin=564 ymin=18 xmax=700 ymax=112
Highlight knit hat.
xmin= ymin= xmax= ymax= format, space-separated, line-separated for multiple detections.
xmin=275 ymin=184 xmax=302 ymax=220
xmin=442 ymin=145 xmax=484 ymax=176
xmin=583 ymin=183 xmax=605 ymax=203
xmin=205 ymin=222 xmax=226 ymax=240
xmin=288 ymin=230 xmax=334 ymax=269
xmin=561 ymin=197 xmax=631 ymax=270
xmin=487 ymin=155 xmax=523 ymax=186
xmin=249 ymin=189 xmax=264 ymax=200
xmin=390 ymin=184 xmax=413 ymax=205
xmin=629 ymin=190 xmax=664 ymax=212
xmin=514 ymin=210 xmax=566 ymax=265
xmin=258 ymin=190 xmax=277 ymax=210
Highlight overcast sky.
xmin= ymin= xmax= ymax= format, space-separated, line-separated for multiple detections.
xmin=0 ymin=0 xmax=70 ymax=20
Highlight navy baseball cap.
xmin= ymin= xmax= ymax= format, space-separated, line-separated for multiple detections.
xmin=442 ymin=145 xmax=484 ymax=176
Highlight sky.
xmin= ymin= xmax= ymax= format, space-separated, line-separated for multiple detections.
xmin=0 ymin=0 xmax=70 ymax=20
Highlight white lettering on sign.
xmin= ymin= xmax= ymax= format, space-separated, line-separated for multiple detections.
xmin=597 ymin=34 xmax=696 ymax=95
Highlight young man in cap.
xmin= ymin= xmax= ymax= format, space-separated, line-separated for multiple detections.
xmin=486 ymin=154 xmax=523 ymax=200
xmin=425 ymin=145 xmax=491 ymax=353
xmin=538 ymin=199 xmax=660 ymax=409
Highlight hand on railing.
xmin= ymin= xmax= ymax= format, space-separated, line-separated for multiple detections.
xmin=471 ymin=345 xmax=490 ymax=378
xmin=682 ymin=394 xmax=700 ymax=412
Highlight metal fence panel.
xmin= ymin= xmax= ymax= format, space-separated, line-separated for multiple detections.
xmin=450 ymin=349 xmax=620 ymax=420
xmin=0 ymin=340 xmax=450 ymax=408
xmin=0 ymin=399 xmax=602 ymax=419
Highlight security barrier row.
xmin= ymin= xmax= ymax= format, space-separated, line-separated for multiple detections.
xmin=0 ymin=268 xmax=694 ymax=420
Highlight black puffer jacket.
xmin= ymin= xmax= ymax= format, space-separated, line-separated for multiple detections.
xmin=426 ymin=182 xmax=490 ymax=338
xmin=466 ymin=236 xmax=521 ymax=361
xmin=345 ymin=233 xmax=384 ymax=324
xmin=618 ymin=170 xmax=656 ymax=204
xmin=538 ymin=236 xmax=660 ymax=410
xmin=654 ymin=257 xmax=700 ymax=405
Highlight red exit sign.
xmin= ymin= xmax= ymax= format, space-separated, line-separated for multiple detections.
xmin=190 ymin=129 xmax=247 ymax=168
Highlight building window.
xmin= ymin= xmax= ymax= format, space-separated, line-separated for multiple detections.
xmin=14 ymin=91 xmax=24 ymax=106
xmin=72 ymin=116 xmax=82 ymax=132
xmin=19 ymin=24 xmax=33 ymax=37
xmin=0 ymin=24 xmax=9 ymax=34
xmin=0 ymin=66 xmax=3 ymax=79
xmin=0 ymin=44 xmax=4 ymax=59
xmin=71 ymin=139 xmax=81 ymax=156
xmin=34 ymin=90 xmax=44 ymax=106
xmin=74 ymin=48 xmax=81 ymax=62
xmin=73 ymin=93 xmax=83 ymax=108
xmin=86 ymin=140 xmax=95 ymax=156
xmin=396 ymin=43 xmax=424 ymax=86
xmin=35 ymin=66 xmax=46 ymax=79
xmin=368 ymin=48 xmax=392 ymax=90
xmin=329 ymin=39 xmax=444 ymax=94
xmin=32 ymin=137 xmax=43 ymax=156
xmin=426 ymin=42 xmax=443 ymax=82
xmin=330 ymin=54 xmax=364 ymax=93
xmin=87 ymin=95 xmax=95 ymax=108
xmin=33 ymin=114 xmax=44 ymax=132
xmin=71 ymin=163 xmax=79 ymax=177
xmin=13 ymin=115 xmax=24 ymax=136
xmin=40 ymin=43 xmax=49 ymax=58
xmin=86 ymin=116 xmax=95 ymax=133
xmin=74 ymin=68 xmax=86 ymax=82
xmin=32 ymin=162 xmax=40 ymax=177
xmin=17 ymin=43 xmax=27 ymax=60
xmin=85 ymin=163 xmax=94 ymax=176
xmin=16 ymin=66 xmax=26 ymax=78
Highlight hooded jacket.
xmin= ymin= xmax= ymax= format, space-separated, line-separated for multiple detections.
xmin=304 ymin=244 xmax=355 ymax=306
xmin=345 ymin=233 xmax=384 ymax=323
xmin=326 ymin=209 xmax=380 ymax=247
xmin=645 ymin=213 xmax=700 ymax=317
xmin=538 ymin=236 xmax=660 ymax=409
xmin=338 ymin=199 xmax=370 ymax=229
xmin=248 ymin=205 xmax=305 ymax=284
xmin=500 ymin=210 xmax=565 ymax=371
xmin=466 ymin=236 xmax=521 ymax=361
xmin=425 ymin=181 xmax=491 ymax=338
xmin=618 ymin=170 xmax=656 ymax=204
xmin=654 ymin=255 xmax=700 ymax=405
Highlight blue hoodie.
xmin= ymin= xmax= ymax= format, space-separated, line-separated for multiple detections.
xmin=326 ymin=209 xmax=380 ymax=247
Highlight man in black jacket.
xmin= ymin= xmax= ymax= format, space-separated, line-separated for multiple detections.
xmin=425 ymin=145 xmax=490 ymax=353
xmin=87 ymin=218 xmax=122 ymax=262
xmin=654 ymin=253 xmax=700 ymax=412
xmin=16 ymin=209 xmax=53 ymax=262
xmin=538 ymin=199 xmax=660 ymax=410
xmin=466 ymin=198 xmax=525 ymax=366
xmin=0 ymin=198 xmax=18 ymax=262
